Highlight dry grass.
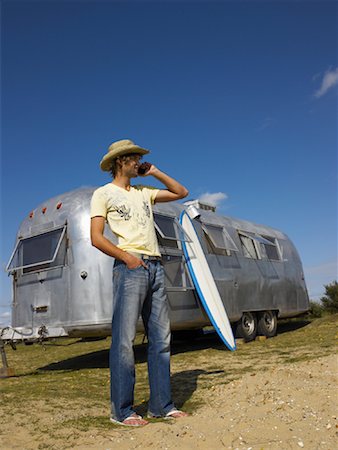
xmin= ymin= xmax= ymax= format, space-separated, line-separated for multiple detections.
xmin=0 ymin=314 xmax=337 ymax=445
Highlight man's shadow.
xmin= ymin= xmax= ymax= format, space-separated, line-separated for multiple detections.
xmin=38 ymin=318 xmax=311 ymax=373
xmin=133 ymin=368 xmax=223 ymax=417
xmin=39 ymin=332 xmax=226 ymax=372
xmin=37 ymin=334 xmax=226 ymax=410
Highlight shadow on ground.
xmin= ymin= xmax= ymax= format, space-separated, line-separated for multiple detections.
xmin=38 ymin=319 xmax=311 ymax=372
xmin=133 ymin=368 xmax=222 ymax=416
xmin=39 ymin=332 xmax=226 ymax=372
xmin=277 ymin=319 xmax=311 ymax=334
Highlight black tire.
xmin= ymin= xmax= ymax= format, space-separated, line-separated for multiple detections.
xmin=235 ymin=312 xmax=257 ymax=342
xmin=257 ymin=311 xmax=277 ymax=337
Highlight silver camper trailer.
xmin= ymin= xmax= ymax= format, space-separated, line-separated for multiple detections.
xmin=3 ymin=187 xmax=309 ymax=344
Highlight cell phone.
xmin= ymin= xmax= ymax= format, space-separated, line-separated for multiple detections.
xmin=138 ymin=162 xmax=152 ymax=175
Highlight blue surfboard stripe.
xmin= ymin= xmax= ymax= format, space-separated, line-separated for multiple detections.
xmin=179 ymin=211 xmax=236 ymax=352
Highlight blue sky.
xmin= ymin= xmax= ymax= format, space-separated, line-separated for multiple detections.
xmin=1 ymin=0 xmax=337 ymax=326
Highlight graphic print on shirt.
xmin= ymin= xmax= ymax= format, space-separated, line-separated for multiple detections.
xmin=103 ymin=191 xmax=132 ymax=221
xmin=133 ymin=200 xmax=151 ymax=228
xmin=143 ymin=201 xmax=151 ymax=218
xmin=115 ymin=204 xmax=131 ymax=221
xmin=104 ymin=189 xmax=151 ymax=227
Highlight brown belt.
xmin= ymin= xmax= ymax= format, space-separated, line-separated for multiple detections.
xmin=128 ymin=252 xmax=162 ymax=261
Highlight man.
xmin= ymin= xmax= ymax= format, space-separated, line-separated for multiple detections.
xmin=90 ymin=139 xmax=189 ymax=426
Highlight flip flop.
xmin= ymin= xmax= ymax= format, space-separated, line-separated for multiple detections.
xmin=110 ymin=413 xmax=149 ymax=427
xmin=165 ymin=409 xmax=189 ymax=419
xmin=148 ymin=409 xmax=189 ymax=419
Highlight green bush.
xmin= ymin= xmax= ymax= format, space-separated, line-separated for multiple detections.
xmin=320 ymin=281 xmax=338 ymax=313
xmin=308 ymin=300 xmax=323 ymax=318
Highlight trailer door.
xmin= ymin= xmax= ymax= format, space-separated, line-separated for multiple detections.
xmin=6 ymin=225 xmax=68 ymax=328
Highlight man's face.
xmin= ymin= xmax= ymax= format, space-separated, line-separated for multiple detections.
xmin=120 ymin=154 xmax=142 ymax=178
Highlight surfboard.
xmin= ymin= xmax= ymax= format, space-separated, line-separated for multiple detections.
xmin=179 ymin=210 xmax=236 ymax=351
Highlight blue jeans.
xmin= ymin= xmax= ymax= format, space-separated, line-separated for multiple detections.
xmin=110 ymin=259 xmax=175 ymax=421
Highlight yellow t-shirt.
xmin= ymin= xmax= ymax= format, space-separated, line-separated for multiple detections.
xmin=90 ymin=183 xmax=161 ymax=256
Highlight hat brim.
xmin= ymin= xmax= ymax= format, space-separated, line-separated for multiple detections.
xmin=100 ymin=145 xmax=150 ymax=171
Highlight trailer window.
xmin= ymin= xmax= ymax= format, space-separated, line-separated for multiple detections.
xmin=202 ymin=223 xmax=238 ymax=255
xmin=154 ymin=214 xmax=191 ymax=249
xmin=259 ymin=235 xmax=281 ymax=261
xmin=238 ymin=232 xmax=259 ymax=259
xmin=162 ymin=255 xmax=193 ymax=288
xmin=6 ymin=226 xmax=67 ymax=273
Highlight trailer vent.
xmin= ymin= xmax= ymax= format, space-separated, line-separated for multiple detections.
xmin=183 ymin=199 xmax=216 ymax=212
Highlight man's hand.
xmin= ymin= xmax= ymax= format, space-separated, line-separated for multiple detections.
xmin=138 ymin=162 xmax=156 ymax=177
xmin=138 ymin=162 xmax=153 ymax=176
xmin=145 ymin=164 xmax=160 ymax=177
xmin=138 ymin=162 xmax=188 ymax=202
xmin=123 ymin=252 xmax=148 ymax=270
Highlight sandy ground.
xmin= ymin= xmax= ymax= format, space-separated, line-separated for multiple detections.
xmin=1 ymin=353 xmax=337 ymax=450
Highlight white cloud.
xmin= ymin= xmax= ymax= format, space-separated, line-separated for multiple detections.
xmin=314 ymin=67 xmax=338 ymax=98
xmin=198 ymin=192 xmax=228 ymax=208
xmin=304 ymin=260 xmax=337 ymax=301
xmin=0 ymin=310 xmax=11 ymax=327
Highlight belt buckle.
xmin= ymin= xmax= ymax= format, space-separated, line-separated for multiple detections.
xmin=142 ymin=255 xmax=160 ymax=261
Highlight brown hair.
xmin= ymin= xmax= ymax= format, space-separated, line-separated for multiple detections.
xmin=109 ymin=153 xmax=142 ymax=178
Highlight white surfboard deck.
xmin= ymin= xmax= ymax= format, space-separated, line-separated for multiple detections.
xmin=180 ymin=210 xmax=236 ymax=351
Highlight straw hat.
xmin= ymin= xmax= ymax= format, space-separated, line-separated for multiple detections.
xmin=100 ymin=139 xmax=150 ymax=171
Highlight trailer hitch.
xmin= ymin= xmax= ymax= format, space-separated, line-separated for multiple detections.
xmin=0 ymin=338 xmax=15 ymax=378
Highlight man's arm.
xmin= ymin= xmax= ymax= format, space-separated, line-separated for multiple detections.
xmin=142 ymin=164 xmax=189 ymax=203
xmin=90 ymin=216 xmax=147 ymax=269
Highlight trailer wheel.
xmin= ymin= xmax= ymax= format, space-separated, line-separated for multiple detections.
xmin=257 ymin=311 xmax=277 ymax=337
xmin=235 ymin=312 xmax=257 ymax=342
